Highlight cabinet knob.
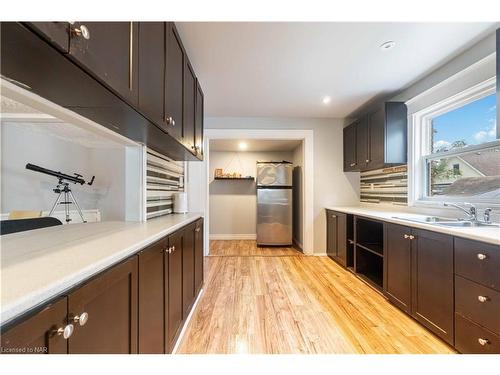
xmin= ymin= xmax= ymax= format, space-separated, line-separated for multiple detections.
xmin=195 ymin=227 xmax=201 ymax=233
xmin=404 ymin=234 xmax=410 ymax=239
xmin=478 ymin=338 xmax=490 ymax=346
xmin=165 ymin=247 xmax=172 ymax=254
xmin=350 ymin=163 xmax=356 ymax=167
xmin=331 ymin=214 xmax=337 ymax=218
xmin=365 ymin=159 xmax=370 ymax=163
xmin=56 ymin=324 xmax=74 ymax=339
xmin=71 ymin=24 xmax=90 ymax=40
xmin=477 ymin=253 xmax=487 ymax=260
xmin=478 ymin=295 xmax=489 ymax=303
xmin=171 ymin=246 xmax=176 ymax=253
xmin=165 ymin=116 xmax=175 ymax=126
xmin=409 ymin=235 xmax=415 ymax=240
xmin=73 ymin=312 xmax=89 ymax=326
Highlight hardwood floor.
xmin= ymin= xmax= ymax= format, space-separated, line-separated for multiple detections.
xmin=177 ymin=240 xmax=455 ymax=354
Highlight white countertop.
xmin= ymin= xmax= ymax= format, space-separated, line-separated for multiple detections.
xmin=0 ymin=213 xmax=202 ymax=326
xmin=326 ymin=206 xmax=500 ymax=246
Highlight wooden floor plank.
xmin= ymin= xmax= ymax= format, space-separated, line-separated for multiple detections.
xmin=178 ymin=240 xmax=455 ymax=354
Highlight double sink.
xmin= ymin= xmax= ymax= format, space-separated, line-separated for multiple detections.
xmin=393 ymin=216 xmax=500 ymax=228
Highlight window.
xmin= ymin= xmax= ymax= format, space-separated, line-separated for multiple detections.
xmin=411 ymin=78 xmax=500 ymax=205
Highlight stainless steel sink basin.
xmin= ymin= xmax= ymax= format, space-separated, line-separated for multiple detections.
xmin=392 ymin=216 xmax=500 ymax=228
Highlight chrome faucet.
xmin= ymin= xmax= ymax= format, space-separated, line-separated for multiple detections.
xmin=443 ymin=202 xmax=478 ymax=222
xmin=484 ymin=208 xmax=492 ymax=224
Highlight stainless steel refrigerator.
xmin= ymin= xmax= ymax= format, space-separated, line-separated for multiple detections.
xmin=256 ymin=161 xmax=293 ymax=246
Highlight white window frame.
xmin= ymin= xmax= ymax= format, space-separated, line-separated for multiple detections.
xmin=408 ymin=77 xmax=499 ymax=207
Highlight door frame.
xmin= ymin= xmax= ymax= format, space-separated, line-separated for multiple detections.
xmin=196 ymin=128 xmax=314 ymax=255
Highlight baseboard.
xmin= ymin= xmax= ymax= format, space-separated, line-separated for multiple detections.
xmin=210 ymin=233 xmax=257 ymax=240
xmin=312 ymin=252 xmax=328 ymax=256
xmin=171 ymin=287 xmax=204 ymax=354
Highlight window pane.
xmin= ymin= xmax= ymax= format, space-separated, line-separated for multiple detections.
xmin=431 ymin=93 xmax=497 ymax=153
xmin=427 ymin=146 xmax=500 ymax=198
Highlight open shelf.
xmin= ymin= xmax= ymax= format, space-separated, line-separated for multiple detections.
xmin=356 ymin=217 xmax=383 ymax=256
xmin=214 ymin=177 xmax=255 ymax=180
xmin=355 ymin=245 xmax=383 ymax=290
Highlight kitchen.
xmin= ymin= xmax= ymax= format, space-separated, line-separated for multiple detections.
xmin=1 ymin=2 xmax=500 ymax=373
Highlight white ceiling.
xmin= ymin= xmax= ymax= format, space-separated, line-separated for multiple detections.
xmin=210 ymin=139 xmax=302 ymax=152
xmin=176 ymin=22 xmax=498 ymax=118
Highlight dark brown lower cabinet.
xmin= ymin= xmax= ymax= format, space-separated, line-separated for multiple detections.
xmin=455 ymin=314 xmax=500 ymax=354
xmin=411 ymin=229 xmax=454 ymax=345
xmin=1 ymin=218 xmax=205 ymax=355
xmin=0 ymin=297 xmax=69 ymax=354
xmin=166 ymin=230 xmax=183 ymax=353
xmin=384 ymin=223 xmax=412 ymax=314
xmin=384 ymin=224 xmax=454 ymax=345
xmin=194 ymin=219 xmax=204 ymax=294
xmin=182 ymin=223 xmax=196 ymax=318
xmin=138 ymin=238 xmax=167 ymax=354
xmin=68 ymin=256 xmax=138 ymax=354
xmin=326 ymin=210 xmax=347 ymax=266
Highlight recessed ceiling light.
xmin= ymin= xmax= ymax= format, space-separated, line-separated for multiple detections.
xmin=380 ymin=41 xmax=396 ymax=51
xmin=322 ymin=96 xmax=331 ymax=105
xmin=238 ymin=141 xmax=248 ymax=150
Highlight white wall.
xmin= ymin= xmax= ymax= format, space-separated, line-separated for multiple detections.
xmin=0 ymin=123 xmax=140 ymax=221
xmin=209 ymin=150 xmax=293 ymax=239
xmin=194 ymin=117 xmax=359 ymax=254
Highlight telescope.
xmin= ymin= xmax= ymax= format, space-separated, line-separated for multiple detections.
xmin=25 ymin=163 xmax=95 ymax=223
xmin=26 ymin=163 xmax=95 ymax=186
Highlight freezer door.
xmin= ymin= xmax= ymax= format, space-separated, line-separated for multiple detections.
xmin=256 ymin=163 xmax=292 ymax=187
xmin=257 ymin=188 xmax=293 ymax=246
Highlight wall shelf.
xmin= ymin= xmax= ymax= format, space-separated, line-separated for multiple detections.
xmin=214 ymin=177 xmax=255 ymax=181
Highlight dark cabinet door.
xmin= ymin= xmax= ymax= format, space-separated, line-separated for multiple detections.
xmin=384 ymin=223 xmax=412 ymax=313
xmin=68 ymin=256 xmax=138 ymax=354
xmin=195 ymin=81 xmax=204 ymax=158
xmin=367 ymin=107 xmax=385 ymax=170
xmin=182 ymin=223 xmax=196 ymax=318
xmin=356 ymin=117 xmax=369 ymax=170
xmin=343 ymin=123 xmax=357 ymax=171
xmin=27 ymin=22 xmax=69 ymax=53
xmin=183 ymin=60 xmax=196 ymax=152
xmin=68 ymin=22 xmax=139 ymax=106
xmin=194 ymin=219 xmax=204 ymax=294
xmin=138 ymin=239 xmax=166 ymax=354
xmin=138 ymin=22 xmax=165 ymax=127
xmin=165 ymin=230 xmax=183 ymax=352
xmin=411 ymin=229 xmax=454 ymax=345
xmin=326 ymin=211 xmax=347 ymax=266
xmin=0 ymin=297 xmax=68 ymax=354
xmin=326 ymin=210 xmax=338 ymax=259
xmin=164 ymin=22 xmax=184 ymax=142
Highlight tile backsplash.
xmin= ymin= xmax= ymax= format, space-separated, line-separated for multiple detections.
xmin=360 ymin=165 xmax=408 ymax=205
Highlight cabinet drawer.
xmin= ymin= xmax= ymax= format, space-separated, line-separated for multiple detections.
xmin=455 ymin=275 xmax=500 ymax=335
xmin=455 ymin=238 xmax=500 ymax=291
xmin=455 ymin=314 xmax=500 ymax=354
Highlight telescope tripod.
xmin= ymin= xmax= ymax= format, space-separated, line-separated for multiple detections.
xmin=49 ymin=180 xmax=87 ymax=223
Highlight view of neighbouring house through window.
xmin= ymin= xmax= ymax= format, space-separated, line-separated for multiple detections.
xmin=426 ymin=93 xmax=500 ymax=198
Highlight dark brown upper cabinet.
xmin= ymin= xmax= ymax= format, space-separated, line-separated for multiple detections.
xmin=138 ymin=238 xmax=167 ymax=354
xmin=343 ymin=102 xmax=407 ymax=172
xmin=0 ymin=297 xmax=69 ymax=354
xmin=68 ymin=22 xmax=139 ymax=107
xmin=195 ymin=80 xmax=205 ymax=158
xmin=384 ymin=223 xmax=412 ymax=314
xmin=326 ymin=210 xmax=347 ymax=267
xmin=138 ymin=22 xmax=166 ymax=127
xmin=67 ymin=256 xmax=138 ymax=354
xmin=165 ymin=230 xmax=183 ymax=353
xmin=26 ymin=22 xmax=69 ymax=53
xmin=343 ymin=123 xmax=357 ymax=171
xmin=183 ymin=59 xmax=197 ymax=153
xmin=164 ymin=22 xmax=184 ymax=142
xmin=194 ymin=219 xmax=204 ymax=294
